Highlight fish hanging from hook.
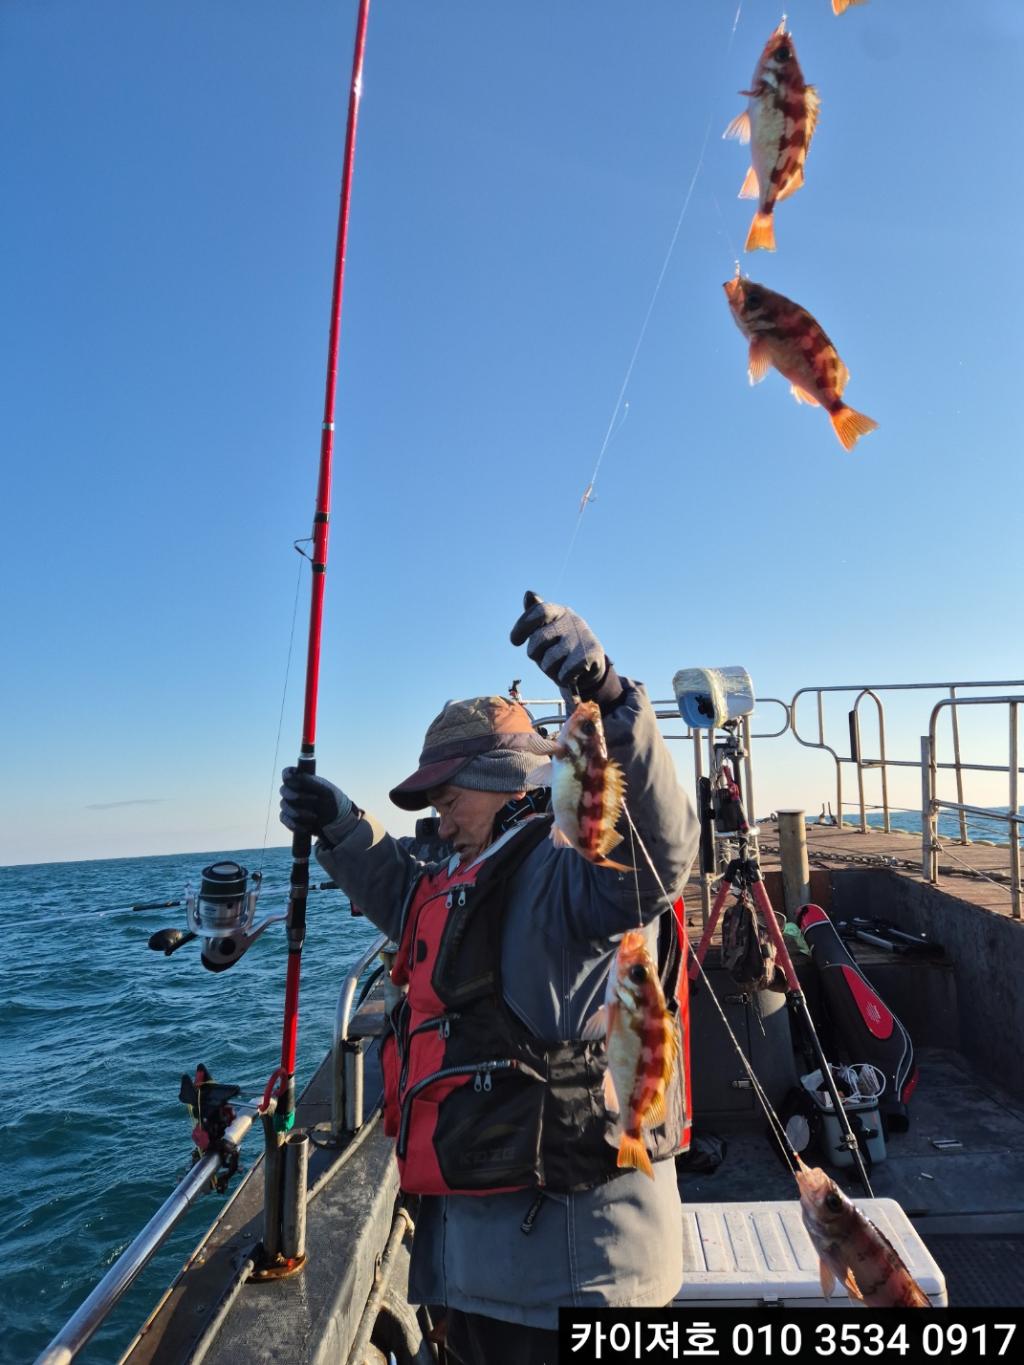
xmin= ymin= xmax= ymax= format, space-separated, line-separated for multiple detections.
xmin=724 ymin=273 xmax=878 ymax=450
xmin=723 ymin=19 xmax=820 ymax=253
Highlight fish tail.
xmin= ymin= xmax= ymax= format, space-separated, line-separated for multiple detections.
xmin=830 ymin=403 xmax=879 ymax=451
xmin=617 ymin=1132 xmax=655 ymax=1180
xmin=745 ymin=211 xmax=776 ymax=253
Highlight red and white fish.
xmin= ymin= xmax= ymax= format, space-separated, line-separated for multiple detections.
xmin=796 ymin=1161 xmax=931 ymax=1307
xmin=724 ymin=22 xmax=820 ymax=253
xmin=546 ymin=701 xmax=631 ymax=871
xmin=585 ymin=929 xmax=676 ymax=1180
xmin=723 ymin=273 xmax=878 ymax=451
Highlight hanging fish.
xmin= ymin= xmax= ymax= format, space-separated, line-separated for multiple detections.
xmin=723 ymin=274 xmax=878 ymax=450
xmin=724 ymin=22 xmax=820 ymax=253
xmin=796 ymin=1161 xmax=931 ymax=1307
xmin=833 ymin=0 xmax=870 ymax=15
xmin=584 ymin=929 xmax=676 ymax=1179
xmin=543 ymin=701 xmax=631 ymax=871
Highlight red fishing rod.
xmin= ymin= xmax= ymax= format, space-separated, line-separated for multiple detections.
xmin=274 ymin=0 xmax=372 ymax=1133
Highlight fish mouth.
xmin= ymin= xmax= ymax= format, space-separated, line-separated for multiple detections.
xmin=723 ymin=276 xmax=743 ymax=302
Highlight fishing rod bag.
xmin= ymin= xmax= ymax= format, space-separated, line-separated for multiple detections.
xmin=796 ymin=903 xmax=918 ymax=1131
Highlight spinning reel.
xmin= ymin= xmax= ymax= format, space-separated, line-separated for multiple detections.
xmin=148 ymin=860 xmax=287 ymax=971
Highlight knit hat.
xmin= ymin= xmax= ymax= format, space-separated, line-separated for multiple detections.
xmin=389 ymin=695 xmax=555 ymax=812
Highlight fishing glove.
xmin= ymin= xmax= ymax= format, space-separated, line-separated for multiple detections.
xmin=280 ymin=767 xmax=353 ymax=840
xmin=510 ymin=591 xmax=622 ymax=709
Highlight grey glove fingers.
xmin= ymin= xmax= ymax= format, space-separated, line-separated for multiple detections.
xmin=509 ymin=591 xmax=564 ymax=646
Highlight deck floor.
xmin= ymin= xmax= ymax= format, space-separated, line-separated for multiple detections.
xmin=678 ymin=1047 xmax=1024 ymax=1307
xmin=755 ymin=821 xmax=1022 ymax=920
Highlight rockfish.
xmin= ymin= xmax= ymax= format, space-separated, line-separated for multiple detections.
xmin=585 ymin=929 xmax=676 ymax=1179
xmin=548 ymin=701 xmax=631 ymax=871
xmin=723 ymin=274 xmax=878 ymax=451
xmin=724 ymin=22 xmax=820 ymax=253
xmin=796 ymin=1161 xmax=931 ymax=1307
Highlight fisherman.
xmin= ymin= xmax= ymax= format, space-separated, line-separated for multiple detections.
xmin=280 ymin=593 xmax=699 ymax=1365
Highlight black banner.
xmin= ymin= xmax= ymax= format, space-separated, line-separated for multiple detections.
xmin=558 ymin=1308 xmax=1024 ymax=1365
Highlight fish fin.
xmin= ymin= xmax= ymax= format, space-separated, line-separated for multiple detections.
xmin=603 ymin=757 xmax=627 ymax=827
xmin=819 ymin=1260 xmax=837 ymax=1299
xmin=745 ymin=211 xmax=776 ymax=252
xmin=805 ymin=86 xmax=822 ymax=146
xmin=843 ymin=1268 xmax=864 ymax=1302
xmin=602 ymin=1065 xmax=620 ymax=1113
xmin=550 ymin=823 xmax=574 ymax=849
xmin=723 ymin=110 xmax=751 ymax=144
xmin=617 ymin=1133 xmax=655 ymax=1180
xmin=833 ymin=0 xmax=869 ymax=13
xmin=790 ymin=384 xmax=820 ymax=407
xmin=581 ymin=1005 xmax=608 ymax=1041
xmin=642 ymin=1089 xmax=667 ymax=1128
xmin=738 ymin=165 xmax=759 ymax=200
xmin=593 ymin=855 xmax=635 ymax=873
xmin=748 ymin=339 xmax=772 ymax=385
xmin=830 ymin=404 xmax=879 ymax=451
xmin=836 ymin=359 xmax=851 ymax=394
xmin=774 ymin=168 xmax=804 ymax=204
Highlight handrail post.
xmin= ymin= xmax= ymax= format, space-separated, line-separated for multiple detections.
xmin=950 ymin=685 xmax=969 ymax=844
xmin=920 ymin=733 xmax=937 ymax=884
xmin=1010 ymin=702 xmax=1021 ymax=920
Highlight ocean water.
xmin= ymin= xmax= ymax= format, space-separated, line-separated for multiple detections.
xmin=0 ymin=846 xmax=377 ymax=1365
xmin=827 ymin=807 xmax=1022 ymax=844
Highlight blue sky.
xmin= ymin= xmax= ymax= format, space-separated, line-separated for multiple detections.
xmin=2 ymin=0 xmax=1022 ymax=866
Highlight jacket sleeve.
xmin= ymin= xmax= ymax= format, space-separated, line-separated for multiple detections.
xmin=522 ymin=678 xmax=699 ymax=942
xmin=313 ymin=808 xmax=424 ymax=942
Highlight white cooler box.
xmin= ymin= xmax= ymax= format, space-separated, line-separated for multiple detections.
xmin=675 ymin=1200 xmax=947 ymax=1308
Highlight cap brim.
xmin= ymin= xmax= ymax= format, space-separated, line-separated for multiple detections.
xmin=389 ymin=755 xmax=472 ymax=811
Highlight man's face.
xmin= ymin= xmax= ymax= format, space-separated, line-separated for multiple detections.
xmin=427 ymin=784 xmax=522 ymax=865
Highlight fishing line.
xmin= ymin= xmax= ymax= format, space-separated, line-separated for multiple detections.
xmin=258 ymin=541 xmax=309 ymax=878
xmin=620 ymin=798 xmax=800 ymax=1172
xmin=559 ymin=2 xmax=745 ymax=586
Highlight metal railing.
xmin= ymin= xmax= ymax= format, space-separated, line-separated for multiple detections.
xmin=333 ymin=932 xmax=390 ymax=1134
xmin=35 ymin=1109 xmax=257 ymax=1365
xmin=790 ymin=679 xmax=1024 ymax=836
xmin=923 ymin=697 xmax=1023 ymax=919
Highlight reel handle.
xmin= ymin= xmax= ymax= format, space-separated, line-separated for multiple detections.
xmin=149 ymin=928 xmax=198 ymax=956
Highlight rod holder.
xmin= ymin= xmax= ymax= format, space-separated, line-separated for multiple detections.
xmin=261 ymin=1113 xmax=283 ymax=1264
xmin=281 ymin=1132 xmax=309 ymax=1262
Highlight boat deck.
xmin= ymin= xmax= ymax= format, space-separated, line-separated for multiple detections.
xmin=756 ymin=821 xmax=1021 ymax=921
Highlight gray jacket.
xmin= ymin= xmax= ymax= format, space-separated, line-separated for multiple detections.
xmin=316 ymin=679 xmax=699 ymax=1327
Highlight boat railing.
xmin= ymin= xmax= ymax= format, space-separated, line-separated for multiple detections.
xmin=333 ymin=930 xmax=391 ymax=1134
xmin=790 ymin=679 xmax=1024 ymax=838
xmin=923 ymin=696 xmax=1024 ymax=920
xmin=34 ymin=1108 xmax=258 ymax=1365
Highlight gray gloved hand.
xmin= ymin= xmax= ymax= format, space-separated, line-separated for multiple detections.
xmin=509 ymin=591 xmax=613 ymax=701
xmin=280 ymin=767 xmax=353 ymax=838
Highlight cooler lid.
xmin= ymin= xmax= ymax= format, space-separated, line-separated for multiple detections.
xmin=675 ymin=1199 xmax=946 ymax=1305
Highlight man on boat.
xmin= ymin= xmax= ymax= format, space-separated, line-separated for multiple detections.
xmin=280 ymin=593 xmax=698 ymax=1365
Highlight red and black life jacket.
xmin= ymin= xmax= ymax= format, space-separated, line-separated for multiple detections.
xmin=380 ymin=815 xmax=690 ymax=1196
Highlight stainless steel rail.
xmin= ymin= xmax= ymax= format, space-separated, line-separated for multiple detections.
xmin=791 ymin=679 xmax=1024 ymax=833
xmin=923 ymin=697 xmax=1023 ymax=919
xmin=34 ymin=1109 xmax=256 ymax=1365
xmin=333 ymin=932 xmax=390 ymax=1134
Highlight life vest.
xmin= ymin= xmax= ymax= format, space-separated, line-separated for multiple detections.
xmin=380 ymin=815 xmax=690 ymax=1196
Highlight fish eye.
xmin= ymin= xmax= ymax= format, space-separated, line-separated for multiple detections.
xmin=824 ymin=1192 xmax=843 ymax=1213
xmin=775 ymin=44 xmax=791 ymax=62
xmin=581 ymin=720 xmax=596 ymax=736
xmin=628 ymin=963 xmax=648 ymax=985
xmin=746 ymin=288 xmax=762 ymax=307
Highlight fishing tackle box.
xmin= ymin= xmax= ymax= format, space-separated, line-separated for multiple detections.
xmin=674 ymin=1199 xmax=947 ymax=1308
